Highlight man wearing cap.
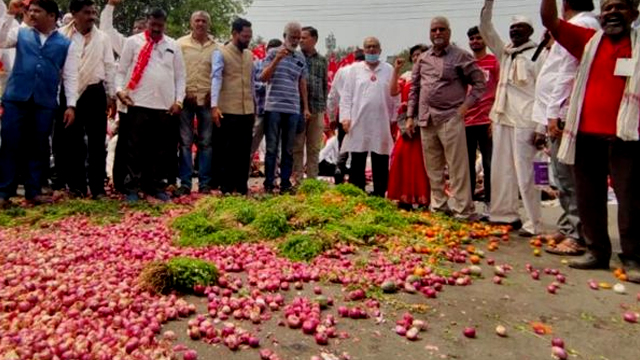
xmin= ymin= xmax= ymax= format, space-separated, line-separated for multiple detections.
xmin=541 ymin=0 xmax=640 ymax=281
xmin=480 ymin=0 xmax=544 ymax=237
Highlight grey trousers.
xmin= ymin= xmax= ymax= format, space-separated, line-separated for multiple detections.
xmin=550 ymin=137 xmax=581 ymax=241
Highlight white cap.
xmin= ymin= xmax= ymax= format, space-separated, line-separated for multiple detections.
xmin=510 ymin=15 xmax=534 ymax=29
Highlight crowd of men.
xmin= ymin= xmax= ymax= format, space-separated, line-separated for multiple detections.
xmin=0 ymin=0 xmax=638 ymax=281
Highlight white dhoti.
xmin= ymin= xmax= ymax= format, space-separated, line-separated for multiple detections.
xmin=489 ymin=123 xmax=542 ymax=234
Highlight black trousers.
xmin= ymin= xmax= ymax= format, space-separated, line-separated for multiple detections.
xmin=217 ymin=114 xmax=255 ymax=194
xmin=123 ymin=107 xmax=176 ymax=195
xmin=349 ymin=152 xmax=389 ymax=197
xmin=465 ymin=124 xmax=492 ymax=202
xmin=574 ymin=133 xmax=640 ymax=263
xmin=54 ymin=83 xmax=107 ymax=196
xmin=334 ymin=125 xmax=349 ymax=183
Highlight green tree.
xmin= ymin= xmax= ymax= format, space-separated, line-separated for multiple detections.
xmin=57 ymin=0 xmax=252 ymax=39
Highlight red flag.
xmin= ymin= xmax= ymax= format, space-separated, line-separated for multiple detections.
xmin=252 ymin=43 xmax=266 ymax=61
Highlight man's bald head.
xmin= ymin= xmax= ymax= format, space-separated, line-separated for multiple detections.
xmin=363 ymin=36 xmax=380 ymax=48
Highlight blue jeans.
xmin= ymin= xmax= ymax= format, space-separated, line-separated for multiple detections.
xmin=178 ymin=105 xmax=213 ymax=189
xmin=264 ymin=111 xmax=300 ymax=190
xmin=0 ymin=100 xmax=55 ymax=200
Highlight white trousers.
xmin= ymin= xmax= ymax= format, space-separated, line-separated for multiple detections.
xmin=489 ymin=123 xmax=542 ymax=233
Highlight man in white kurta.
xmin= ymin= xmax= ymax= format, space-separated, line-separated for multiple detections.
xmin=533 ymin=1 xmax=599 ymax=254
xmin=339 ymin=37 xmax=398 ymax=196
xmin=480 ymin=0 xmax=545 ymax=236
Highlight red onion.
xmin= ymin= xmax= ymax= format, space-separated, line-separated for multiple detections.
xmin=623 ymin=312 xmax=638 ymax=323
xmin=463 ymin=327 xmax=476 ymax=338
xmin=551 ymin=346 xmax=568 ymax=360
xmin=248 ymin=336 xmax=260 ymax=348
xmin=395 ymin=325 xmax=407 ymax=336
xmin=314 ymin=332 xmax=328 ymax=345
xmin=183 ymin=349 xmax=198 ymax=360
xmin=287 ymin=315 xmax=301 ymax=329
xmin=551 ymin=338 xmax=565 ymax=348
xmin=338 ymin=306 xmax=349 ymax=317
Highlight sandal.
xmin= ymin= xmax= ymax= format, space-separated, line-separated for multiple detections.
xmin=545 ymin=238 xmax=586 ymax=256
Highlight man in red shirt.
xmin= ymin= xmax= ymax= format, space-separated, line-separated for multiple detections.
xmin=465 ymin=26 xmax=499 ymax=205
xmin=541 ymin=0 xmax=640 ymax=282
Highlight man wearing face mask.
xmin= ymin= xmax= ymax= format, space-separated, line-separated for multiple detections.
xmin=339 ymin=37 xmax=399 ymax=197
xmin=406 ymin=17 xmax=486 ymax=219
xmin=541 ymin=0 xmax=640 ymax=281
xmin=210 ymin=18 xmax=256 ymax=195
xmin=480 ymin=0 xmax=544 ymax=237
xmin=115 ymin=8 xmax=186 ymax=202
xmin=260 ymin=21 xmax=310 ymax=194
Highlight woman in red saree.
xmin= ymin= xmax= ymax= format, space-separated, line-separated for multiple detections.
xmin=387 ymin=45 xmax=430 ymax=210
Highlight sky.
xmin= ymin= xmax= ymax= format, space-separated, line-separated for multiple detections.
xmin=244 ymin=0 xmax=553 ymax=57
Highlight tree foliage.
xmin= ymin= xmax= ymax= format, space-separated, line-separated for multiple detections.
xmin=56 ymin=0 xmax=252 ymax=39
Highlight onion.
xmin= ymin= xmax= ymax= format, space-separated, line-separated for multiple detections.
xmin=302 ymin=320 xmax=318 ymax=335
xmin=555 ymin=275 xmax=566 ymax=284
xmin=395 ymin=325 xmax=407 ymax=336
xmin=287 ymin=315 xmax=302 ymax=329
xmin=588 ymin=280 xmax=599 ymax=290
xmin=260 ymin=349 xmax=274 ymax=360
xmin=495 ymin=325 xmax=507 ymax=337
xmin=338 ymin=306 xmax=349 ymax=318
xmin=547 ymin=285 xmax=557 ymax=294
xmin=463 ymin=327 xmax=476 ymax=338
xmin=492 ymin=276 xmax=502 ymax=285
xmin=412 ymin=320 xmax=427 ymax=331
xmin=551 ymin=346 xmax=568 ymax=360
xmin=248 ymin=336 xmax=260 ymax=348
xmin=613 ymin=283 xmax=626 ymax=294
xmin=551 ymin=338 xmax=564 ymax=348
xmin=314 ymin=332 xmax=328 ymax=345
xmin=406 ymin=327 xmax=419 ymax=341
xmin=314 ymin=286 xmax=322 ymax=295
xmin=183 ymin=350 xmax=198 ymax=360
xmin=623 ymin=312 xmax=638 ymax=323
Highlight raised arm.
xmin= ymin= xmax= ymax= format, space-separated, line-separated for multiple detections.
xmin=99 ymin=1 xmax=126 ymax=56
xmin=479 ymin=0 xmax=506 ymax=60
xmin=540 ymin=0 xmax=561 ymax=37
xmin=389 ymin=57 xmax=405 ymax=97
xmin=0 ymin=12 xmax=18 ymax=49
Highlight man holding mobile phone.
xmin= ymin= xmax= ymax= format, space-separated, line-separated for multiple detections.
xmin=260 ymin=21 xmax=310 ymax=194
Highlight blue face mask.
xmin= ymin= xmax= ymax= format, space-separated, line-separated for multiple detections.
xmin=365 ymin=53 xmax=380 ymax=63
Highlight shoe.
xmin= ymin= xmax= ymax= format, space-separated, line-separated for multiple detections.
xmin=568 ymin=253 xmax=610 ymax=270
xmin=126 ymin=193 xmax=139 ymax=203
xmin=173 ymin=186 xmax=191 ymax=197
xmin=155 ymin=192 xmax=171 ymax=202
xmin=198 ymin=185 xmax=212 ymax=194
xmin=27 ymin=195 xmax=53 ymax=206
xmin=518 ymin=229 xmax=538 ymax=238
xmin=621 ymin=259 xmax=640 ymax=284
xmin=398 ymin=203 xmax=413 ymax=211
xmin=490 ymin=219 xmax=523 ymax=231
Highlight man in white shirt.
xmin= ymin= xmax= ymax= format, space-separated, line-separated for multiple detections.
xmin=53 ymin=0 xmax=116 ymax=200
xmin=480 ymin=0 xmax=545 ymax=236
xmin=533 ymin=0 xmax=599 ymax=255
xmin=339 ymin=37 xmax=398 ymax=196
xmin=116 ymin=8 xmax=186 ymax=202
xmin=99 ymin=0 xmax=146 ymax=57
xmin=0 ymin=0 xmax=79 ymax=207
xmin=326 ymin=49 xmax=364 ymax=184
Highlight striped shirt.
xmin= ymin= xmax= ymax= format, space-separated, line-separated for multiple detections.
xmin=264 ymin=47 xmax=308 ymax=114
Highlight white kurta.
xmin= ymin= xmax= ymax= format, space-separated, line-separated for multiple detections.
xmin=339 ymin=61 xmax=399 ymax=155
